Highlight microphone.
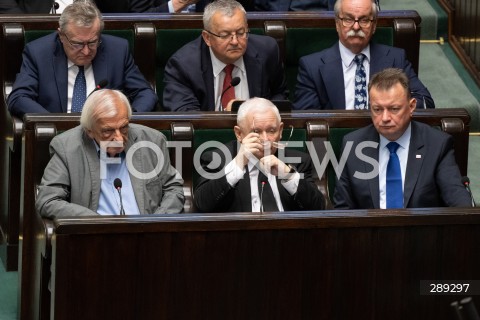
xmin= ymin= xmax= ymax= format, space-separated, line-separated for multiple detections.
xmin=260 ymin=181 xmax=266 ymax=213
xmin=89 ymin=79 xmax=108 ymax=96
xmin=218 ymin=77 xmax=241 ymax=111
xmin=461 ymin=176 xmax=476 ymax=207
xmin=113 ymin=178 xmax=126 ymax=215
xmin=52 ymin=1 xmax=59 ymax=14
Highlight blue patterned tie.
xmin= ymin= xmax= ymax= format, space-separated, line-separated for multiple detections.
xmin=386 ymin=142 xmax=403 ymax=208
xmin=354 ymin=54 xmax=367 ymax=110
xmin=72 ymin=66 xmax=86 ymax=113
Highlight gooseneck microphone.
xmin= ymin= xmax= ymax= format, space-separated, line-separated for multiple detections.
xmin=260 ymin=181 xmax=266 ymax=213
xmin=113 ymin=178 xmax=126 ymax=215
xmin=218 ymin=77 xmax=241 ymax=111
xmin=461 ymin=176 xmax=476 ymax=207
xmin=89 ymin=79 xmax=108 ymax=96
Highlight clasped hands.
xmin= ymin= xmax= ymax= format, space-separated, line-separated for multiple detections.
xmin=235 ymin=132 xmax=292 ymax=179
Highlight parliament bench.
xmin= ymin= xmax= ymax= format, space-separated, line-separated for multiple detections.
xmin=34 ymin=208 xmax=480 ymax=320
xmin=0 ymin=11 xmax=422 ymax=270
xmin=18 ymin=108 xmax=471 ymax=320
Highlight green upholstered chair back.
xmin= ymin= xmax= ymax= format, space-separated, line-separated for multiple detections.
xmin=286 ymin=27 xmax=394 ymax=100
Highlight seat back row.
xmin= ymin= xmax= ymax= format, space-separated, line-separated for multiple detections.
xmin=18 ymin=108 xmax=470 ymax=320
xmin=0 ymin=10 xmax=421 ymax=271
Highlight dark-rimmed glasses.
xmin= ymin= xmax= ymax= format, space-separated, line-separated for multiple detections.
xmin=62 ymin=32 xmax=102 ymax=51
xmin=338 ymin=17 xmax=374 ymax=28
xmin=204 ymin=29 xmax=249 ymax=42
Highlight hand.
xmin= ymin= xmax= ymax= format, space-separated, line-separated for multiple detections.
xmin=172 ymin=0 xmax=198 ymax=12
xmin=259 ymin=155 xmax=291 ymax=179
xmin=235 ymin=132 xmax=264 ymax=168
xmin=224 ymin=98 xmax=239 ymax=111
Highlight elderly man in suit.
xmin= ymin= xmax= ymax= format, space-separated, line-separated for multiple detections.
xmin=333 ymin=68 xmax=471 ymax=209
xmin=8 ymin=0 xmax=157 ymax=117
xmin=36 ymin=89 xmax=184 ymax=219
xmin=293 ymin=0 xmax=434 ymax=110
xmin=162 ymin=0 xmax=287 ymax=111
xmin=194 ymin=97 xmax=325 ymax=212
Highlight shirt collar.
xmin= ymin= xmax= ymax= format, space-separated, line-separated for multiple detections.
xmin=209 ymin=47 xmax=245 ymax=77
xmin=338 ymin=41 xmax=371 ymax=68
xmin=379 ymin=122 xmax=412 ymax=151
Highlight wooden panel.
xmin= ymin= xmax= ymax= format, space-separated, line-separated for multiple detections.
xmin=45 ymin=208 xmax=480 ymax=320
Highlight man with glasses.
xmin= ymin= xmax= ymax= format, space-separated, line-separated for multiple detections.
xmin=293 ymin=0 xmax=434 ymax=110
xmin=194 ymin=97 xmax=325 ymax=213
xmin=36 ymin=89 xmax=185 ymax=219
xmin=8 ymin=1 xmax=157 ymax=117
xmin=163 ymin=0 xmax=287 ymax=111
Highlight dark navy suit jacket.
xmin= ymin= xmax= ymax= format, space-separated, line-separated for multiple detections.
xmin=162 ymin=34 xmax=287 ymax=111
xmin=293 ymin=42 xmax=435 ymax=110
xmin=333 ymin=121 xmax=471 ymax=209
xmin=8 ymin=33 xmax=157 ymax=117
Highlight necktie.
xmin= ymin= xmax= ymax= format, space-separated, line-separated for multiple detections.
xmin=354 ymin=54 xmax=367 ymax=110
xmin=221 ymin=64 xmax=235 ymax=110
xmin=257 ymin=169 xmax=279 ymax=212
xmin=386 ymin=142 xmax=403 ymax=208
xmin=72 ymin=65 xmax=86 ymax=113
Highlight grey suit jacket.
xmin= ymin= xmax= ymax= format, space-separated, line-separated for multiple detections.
xmin=333 ymin=121 xmax=472 ymax=209
xmin=36 ymin=124 xmax=185 ymax=219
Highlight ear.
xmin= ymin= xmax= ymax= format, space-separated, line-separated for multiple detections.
xmin=279 ymin=122 xmax=284 ymax=140
xmin=409 ymin=98 xmax=417 ymax=117
xmin=234 ymin=125 xmax=243 ymax=142
xmin=86 ymin=129 xmax=95 ymax=139
xmin=202 ymin=30 xmax=212 ymax=47
xmin=371 ymin=20 xmax=377 ymax=34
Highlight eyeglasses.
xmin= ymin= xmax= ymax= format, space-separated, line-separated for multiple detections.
xmin=252 ymin=118 xmax=294 ymax=150
xmin=62 ymin=32 xmax=101 ymax=50
xmin=204 ymin=29 xmax=249 ymax=42
xmin=273 ymin=125 xmax=294 ymax=150
xmin=99 ymin=123 xmax=129 ymax=139
xmin=338 ymin=17 xmax=374 ymax=28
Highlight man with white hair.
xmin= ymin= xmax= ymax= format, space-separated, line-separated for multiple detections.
xmin=293 ymin=0 xmax=434 ymax=110
xmin=36 ymin=89 xmax=184 ymax=219
xmin=194 ymin=97 xmax=325 ymax=212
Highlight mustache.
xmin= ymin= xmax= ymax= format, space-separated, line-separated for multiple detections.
xmin=346 ymin=30 xmax=366 ymax=38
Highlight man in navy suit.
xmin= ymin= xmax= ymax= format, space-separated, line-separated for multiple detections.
xmin=162 ymin=0 xmax=287 ymax=111
xmin=293 ymin=0 xmax=434 ymax=110
xmin=333 ymin=68 xmax=471 ymax=209
xmin=7 ymin=1 xmax=157 ymax=117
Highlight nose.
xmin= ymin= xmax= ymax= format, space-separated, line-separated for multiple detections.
xmin=229 ymin=34 xmax=239 ymax=45
xmin=381 ymin=109 xmax=392 ymax=121
xmin=112 ymin=129 xmax=124 ymax=140
xmin=80 ymin=44 xmax=91 ymax=54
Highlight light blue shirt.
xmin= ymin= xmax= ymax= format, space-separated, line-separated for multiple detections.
xmin=96 ymin=146 xmax=141 ymax=216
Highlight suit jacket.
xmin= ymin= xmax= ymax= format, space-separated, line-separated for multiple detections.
xmin=8 ymin=33 xmax=157 ymax=117
xmin=333 ymin=121 xmax=472 ymax=209
xmin=36 ymin=124 xmax=185 ymax=219
xmin=150 ymin=0 xmax=254 ymax=12
xmin=194 ymin=141 xmax=325 ymax=212
xmin=15 ymin=0 xmax=151 ymax=13
xmin=293 ymin=42 xmax=435 ymax=110
xmin=162 ymin=34 xmax=287 ymax=111
xmin=254 ymin=0 xmax=334 ymax=11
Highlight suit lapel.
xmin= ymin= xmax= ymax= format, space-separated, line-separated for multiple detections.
xmin=92 ymin=41 xmax=107 ymax=88
xmin=366 ymin=130 xmax=381 ymax=208
xmin=403 ymin=122 xmax=425 ymax=207
xmin=53 ymin=36 xmax=68 ymax=113
xmin=323 ymin=44 xmax=346 ymax=108
xmin=200 ymin=40 xmax=216 ymax=110
xmin=125 ymin=130 xmax=146 ymax=212
xmin=243 ymin=46 xmax=262 ymax=98
xmin=369 ymin=43 xmax=391 ymax=75
xmin=82 ymin=132 xmax=101 ymax=211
